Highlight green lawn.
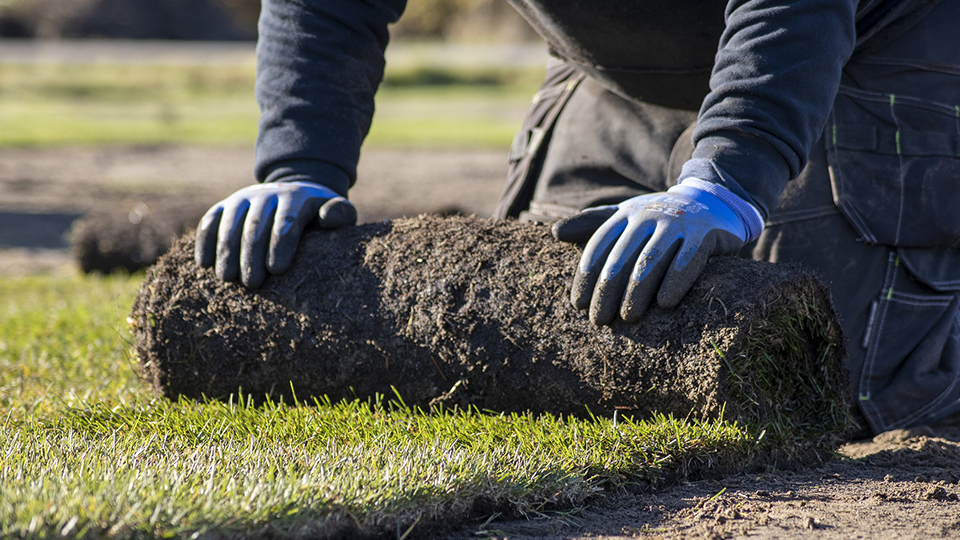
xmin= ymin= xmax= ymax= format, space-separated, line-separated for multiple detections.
xmin=0 ymin=63 xmax=536 ymax=148
xmin=0 ymin=275 xmax=763 ymax=539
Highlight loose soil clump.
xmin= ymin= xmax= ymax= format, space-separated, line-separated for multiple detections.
xmin=132 ymin=215 xmax=849 ymax=444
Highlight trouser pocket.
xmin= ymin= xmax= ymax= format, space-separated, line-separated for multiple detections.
xmin=494 ymin=59 xmax=583 ymax=219
xmin=858 ymin=252 xmax=960 ymax=431
xmin=826 ymin=62 xmax=960 ymax=248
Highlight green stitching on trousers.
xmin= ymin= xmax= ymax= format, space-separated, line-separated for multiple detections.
xmin=886 ymin=255 xmax=899 ymax=300
xmin=890 ymin=94 xmax=900 ymax=155
xmin=890 ymin=95 xmax=902 ymax=154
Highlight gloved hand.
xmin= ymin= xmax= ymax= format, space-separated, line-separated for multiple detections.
xmin=552 ymin=179 xmax=763 ymax=326
xmin=195 ymin=181 xmax=356 ymax=288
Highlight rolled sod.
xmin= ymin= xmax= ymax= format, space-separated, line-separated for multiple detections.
xmin=132 ymin=215 xmax=849 ymax=440
xmin=72 ymin=200 xmax=211 ymax=274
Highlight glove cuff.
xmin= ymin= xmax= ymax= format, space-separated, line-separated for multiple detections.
xmin=262 ymin=160 xmax=351 ymax=198
xmin=676 ymin=177 xmax=765 ymax=243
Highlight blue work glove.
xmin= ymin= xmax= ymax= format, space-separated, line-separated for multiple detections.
xmin=552 ymin=179 xmax=763 ymax=326
xmin=195 ymin=181 xmax=356 ymax=289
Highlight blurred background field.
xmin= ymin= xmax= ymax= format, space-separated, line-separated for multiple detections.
xmin=0 ymin=0 xmax=545 ymax=148
xmin=0 ymin=0 xmax=550 ymax=277
xmin=0 ymin=0 xmax=538 ymax=42
xmin=0 ymin=42 xmax=545 ymax=148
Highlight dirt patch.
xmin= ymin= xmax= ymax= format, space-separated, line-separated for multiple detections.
xmin=442 ymin=423 xmax=960 ymax=540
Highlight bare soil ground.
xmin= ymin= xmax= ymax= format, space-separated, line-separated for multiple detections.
xmin=444 ymin=424 xmax=960 ymax=540
xmin=3 ymin=145 xmax=959 ymax=538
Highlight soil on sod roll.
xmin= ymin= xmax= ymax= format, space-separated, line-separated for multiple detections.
xmin=132 ymin=215 xmax=849 ymax=442
xmin=71 ymin=200 xmax=211 ymax=274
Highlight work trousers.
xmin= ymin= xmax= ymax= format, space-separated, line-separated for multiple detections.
xmin=496 ymin=3 xmax=960 ymax=434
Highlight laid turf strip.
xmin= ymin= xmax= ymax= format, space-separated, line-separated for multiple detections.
xmin=132 ymin=216 xmax=850 ymax=443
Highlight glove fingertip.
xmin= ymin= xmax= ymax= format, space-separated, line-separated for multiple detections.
xmin=620 ymin=299 xmax=648 ymax=324
xmin=241 ymin=240 xmax=272 ymax=291
xmin=267 ymin=246 xmax=294 ymax=276
xmin=656 ymin=287 xmax=688 ymax=310
xmin=195 ymin=208 xmax=222 ymax=268
xmin=589 ymin=301 xmax=617 ymax=327
xmin=318 ymin=197 xmax=357 ymax=229
xmin=552 ymin=207 xmax=617 ymax=243
xmin=657 ymin=253 xmax=709 ymax=309
xmin=195 ymin=233 xmax=212 ymax=268
xmin=570 ymin=273 xmax=593 ymax=311
xmin=216 ymin=257 xmax=239 ymax=283
xmin=267 ymin=229 xmax=301 ymax=276
xmin=551 ymin=218 xmax=575 ymax=241
xmin=588 ymin=276 xmax=627 ymax=327
xmin=241 ymin=265 xmax=267 ymax=290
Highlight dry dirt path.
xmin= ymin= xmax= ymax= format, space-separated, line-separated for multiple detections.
xmin=0 ymin=145 xmax=508 ymax=276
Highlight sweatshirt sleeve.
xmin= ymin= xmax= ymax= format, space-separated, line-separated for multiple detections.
xmin=254 ymin=0 xmax=406 ymax=197
xmin=681 ymin=0 xmax=858 ymax=218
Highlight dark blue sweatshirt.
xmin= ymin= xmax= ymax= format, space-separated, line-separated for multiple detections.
xmin=253 ymin=0 xmax=923 ymax=218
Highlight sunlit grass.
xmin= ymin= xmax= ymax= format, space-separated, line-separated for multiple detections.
xmin=0 ymin=62 xmax=536 ymax=148
xmin=2 ymin=398 xmax=752 ymax=539
xmin=0 ymin=274 xmax=145 ymax=417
